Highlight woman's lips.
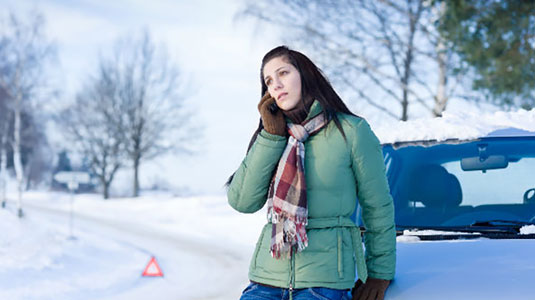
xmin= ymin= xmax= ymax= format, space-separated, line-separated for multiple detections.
xmin=278 ymin=93 xmax=288 ymax=100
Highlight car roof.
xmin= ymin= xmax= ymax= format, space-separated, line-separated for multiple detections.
xmin=484 ymin=127 xmax=535 ymax=137
xmin=382 ymin=127 xmax=535 ymax=149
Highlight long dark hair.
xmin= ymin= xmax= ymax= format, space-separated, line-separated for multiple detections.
xmin=225 ymin=45 xmax=359 ymax=187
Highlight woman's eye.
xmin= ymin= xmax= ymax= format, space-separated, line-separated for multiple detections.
xmin=266 ymin=79 xmax=272 ymax=85
xmin=279 ymin=70 xmax=288 ymax=76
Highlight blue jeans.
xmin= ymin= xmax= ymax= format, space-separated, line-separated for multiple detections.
xmin=239 ymin=282 xmax=352 ymax=300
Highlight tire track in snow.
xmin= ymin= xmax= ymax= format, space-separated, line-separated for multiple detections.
xmin=24 ymin=202 xmax=249 ymax=300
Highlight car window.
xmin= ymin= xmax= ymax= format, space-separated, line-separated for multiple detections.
xmin=442 ymin=158 xmax=535 ymax=206
xmin=384 ymin=138 xmax=535 ymax=227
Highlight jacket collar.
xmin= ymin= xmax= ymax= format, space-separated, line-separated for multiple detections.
xmin=285 ymin=99 xmax=323 ymax=124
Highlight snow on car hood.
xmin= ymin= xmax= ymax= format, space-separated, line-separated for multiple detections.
xmin=385 ymin=238 xmax=535 ymax=299
xmin=374 ymin=108 xmax=535 ymax=144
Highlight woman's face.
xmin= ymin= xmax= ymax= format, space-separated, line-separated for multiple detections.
xmin=263 ymin=56 xmax=302 ymax=111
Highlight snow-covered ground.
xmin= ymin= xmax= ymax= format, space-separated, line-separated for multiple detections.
xmin=2 ymin=107 xmax=535 ymax=300
xmin=1 ymin=190 xmax=266 ymax=300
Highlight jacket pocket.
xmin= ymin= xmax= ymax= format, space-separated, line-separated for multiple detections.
xmin=254 ymin=225 xmax=291 ymax=275
xmin=251 ymin=226 xmax=267 ymax=269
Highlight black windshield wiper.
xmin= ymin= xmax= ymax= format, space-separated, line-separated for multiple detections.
xmin=397 ymin=220 xmax=535 ymax=237
xmin=469 ymin=219 xmax=535 ymax=233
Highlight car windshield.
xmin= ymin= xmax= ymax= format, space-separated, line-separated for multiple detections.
xmin=379 ymin=136 xmax=535 ymax=228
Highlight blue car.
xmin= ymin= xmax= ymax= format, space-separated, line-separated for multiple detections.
xmin=354 ymin=127 xmax=535 ymax=299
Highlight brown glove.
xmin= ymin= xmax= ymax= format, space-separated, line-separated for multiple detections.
xmin=352 ymin=278 xmax=390 ymax=300
xmin=257 ymin=92 xmax=287 ymax=136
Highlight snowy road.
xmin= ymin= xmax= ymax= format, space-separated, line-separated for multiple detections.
xmin=5 ymin=193 xmax=259 ymax=300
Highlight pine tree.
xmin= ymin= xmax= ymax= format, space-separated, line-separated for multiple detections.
xmin=439 ymin=0 xmax=535 ymax=108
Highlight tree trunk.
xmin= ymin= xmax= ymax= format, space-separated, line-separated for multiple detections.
xmin=400 ymin=0 xmax=422 ymax=121
xmin=433 ymin=1 xmax=449 ymax=117
xmin=24 ymin=154 xmax=34 ymax=191
xmin=102 ymin=177 xmax=110 ymax=199
xmin=99 ymin=161 xmax=110 ymax=199
xmin=133 ymin=154 xmax=140 ymax=197
xmin=401 ymin=41 xmax=413 ymax=122
xmin=401 ymin=81 xmax=409 ymax=121
xmin=433 ymin=38 xmax=448 ymax=117
xmin=0 ymin=134 xmax=7 ymax=209
xmin=0 ymin=114 xmax=8 ymax=208
xmin=14 ymin=94 xmax=24 ymax=218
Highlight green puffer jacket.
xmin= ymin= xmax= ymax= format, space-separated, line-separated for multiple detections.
xmin=227 ymin=100 xmax=396 ymax=290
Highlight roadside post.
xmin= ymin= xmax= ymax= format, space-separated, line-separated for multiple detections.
xmin=53 ymin=171 xmax=90 ymax=240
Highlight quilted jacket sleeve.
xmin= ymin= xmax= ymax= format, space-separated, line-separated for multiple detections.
xmin=227 ymin=129 xmax=288 ymax=213
xmin=350 ymin=118 xmax=396 ymax=280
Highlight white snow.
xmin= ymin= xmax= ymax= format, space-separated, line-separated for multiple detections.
xmin=520 ymin=225 xmax=535 ymax=235
xmin=2 ymin=106 xmax=535 ymax=299
xmin=374 ymin=108 xmax=535 ymax=144
xmin=0 ymin=190 xmax=266 ymax=300
xmin=396 ymin=235 xmax=421 ymax=243
xmin=0 ymin=209 xmax=64 ymax=271
xmin=401 ymin=229 xmax=481 ymax=236
xmin=0 ymin=204 xmax=151 ymax=300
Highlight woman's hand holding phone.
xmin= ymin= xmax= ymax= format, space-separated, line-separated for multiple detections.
xmin=258 ymin=91 xmax=287 ymax=136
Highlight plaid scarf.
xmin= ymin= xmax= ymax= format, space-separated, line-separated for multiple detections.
xmin=267 ymin=112 xmax=329 ymax=259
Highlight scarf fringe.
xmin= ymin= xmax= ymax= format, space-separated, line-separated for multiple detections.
xmin=269 ymin=217 xmax=309 ymax=259
xmin=268 ymin=209 xmax=308 ymax=225
xmin=270 ymin=233 xmax=308 ymax=259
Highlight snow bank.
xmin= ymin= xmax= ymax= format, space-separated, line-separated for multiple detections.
xmin=21 ymin=191 xmax=266 ymax=251
xmin=2 ymin=191 xmax=265 ymax=299
xmin=374 ymin=108 xmax=535 ymax=144
xmin=0 ymin=202 xmax=153 ymax=300
xmin=401 ymin=229 xmax=481 ymax=236
xmin=0 ymin=209 xmax=63 ymax=270
xmin=396 ymin=235 xmax=420 ymax=243
xmin=520 ymin=225 xmax=535 ymax=235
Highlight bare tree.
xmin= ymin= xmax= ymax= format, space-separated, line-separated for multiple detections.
xmin=58 ymin=64 xmax=125 ymax=199
xmin=0 ymin=11 xmax=55 ymax=217
xmin=391 ymin=0 xmax=469 ymax=117
xmin=104 ymin=30 xmax=198 ymax=197
xmin=237 ymin=0 xmax=465 ymax=120
xmin=0 ymin=88 xmax=10 ymax=208
xmin=22 ymin=112 xmax=52 ymax=190
xmin=58 ymin=30 xmax=198 ymax=199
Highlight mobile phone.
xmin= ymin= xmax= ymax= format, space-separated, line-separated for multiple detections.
xmin=269 ymin=102 xmax=279 ymax=114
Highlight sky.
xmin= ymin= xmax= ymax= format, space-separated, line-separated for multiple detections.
xmin=0 ymin=0 xmax=515 ymax=196
xmin=1 ymin=0 xmax=285 ymax=195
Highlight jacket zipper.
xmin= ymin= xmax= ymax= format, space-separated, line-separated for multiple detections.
xmin=289 ymin=249 xmax=295 ymax=300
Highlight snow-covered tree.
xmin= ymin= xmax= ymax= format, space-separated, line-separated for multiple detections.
xmin=0 ymin=10 xmax=55 ymax=217
xmin=0 ymin=88 xmax=10 ymax=208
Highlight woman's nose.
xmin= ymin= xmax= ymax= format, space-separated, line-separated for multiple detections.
xmin=273 ymin=77 xmax=283 ymax=90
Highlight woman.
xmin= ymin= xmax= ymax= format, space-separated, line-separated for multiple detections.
xmin=226 ymin=46 xmax=396 ymax=300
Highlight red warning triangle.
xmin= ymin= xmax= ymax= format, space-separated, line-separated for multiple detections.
xmin=142 ymin=256 xmax=164 ymax=277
